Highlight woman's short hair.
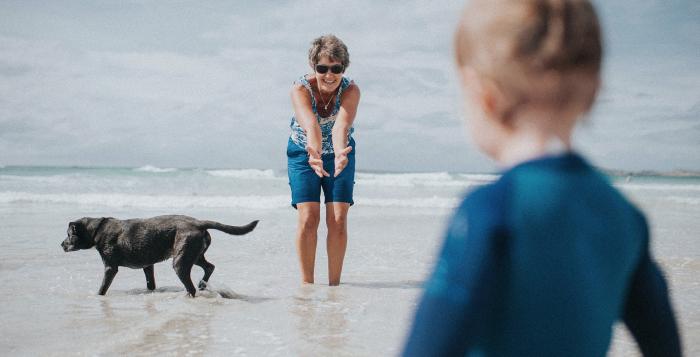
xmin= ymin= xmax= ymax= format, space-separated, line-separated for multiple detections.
xmin=308 ymin=34 xmax=350 ymax=68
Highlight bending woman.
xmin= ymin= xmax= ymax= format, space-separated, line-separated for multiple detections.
xmin=287 ymin=34 xmax=360 ymax=285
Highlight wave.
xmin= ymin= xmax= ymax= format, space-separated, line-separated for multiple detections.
xmin=167 ymin=169 xmax=495 ymax=187
xmin=616 ymin=183 xmax=700 ymax=192
xmin=457 ymin=173 xmax=500 ymax=182
xmin=0 ymin=191 xmax=458 ymax=209
xmin=0 ymin=174 xmax=72 ymax=183
xmin=666 ymin=196 xmax=700 ymax=205
xmin=134 ymin=165 xmax=177 ymax=173
xmin=0 ymin=192 xmax=289 ymax=209
xmin=4 ymin=166 xmax=697 ymax=192
xmin=355 ymin=172 xmax=486 ymax=187
xmin=356 ymin=196 xmax=458 ymax=209
xmin=207 ymin=170 xmax=491 ymax=188
xmin=206 ymin=169 xmax=277 ymax=179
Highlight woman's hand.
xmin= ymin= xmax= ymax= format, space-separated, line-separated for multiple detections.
xmin=306 ymin=146 xmax=330 ymax=177
xmin=333 ymin=146 xmax=353 ymax=177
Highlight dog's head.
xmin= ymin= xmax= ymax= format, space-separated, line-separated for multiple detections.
xmin=61 ymin=218 xmax=103 ymax=252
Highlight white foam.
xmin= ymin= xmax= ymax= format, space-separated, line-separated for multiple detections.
xmin=134 ymin=165 xmax=177 ymax=173
xmin=356 ymin=196 xmax=459 ymax=209
xmin=0 ymin=191 xmax=290 ymax=209
xmin=666 ymin=196 xmax=700 ymax=205
xmin=0 ymin=174 xmax=73 ymax=184
xmin=199 ymin=281 xmax=240 ymax=299
xmin=457 ymin=173 xmax=500 ymax=182
xmin=355 ymin=172 xmax=482 ymax=188
xmin=616 ymin=183 xmax=700 ymax=192
xmin=206 ymin=169 xmax=278 ymax=179
xmin=0 ymin=191 xmax=460 ymax=209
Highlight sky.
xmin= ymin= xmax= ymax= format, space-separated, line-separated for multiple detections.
xmin=1 ymin=0 xmax=698 ymax=173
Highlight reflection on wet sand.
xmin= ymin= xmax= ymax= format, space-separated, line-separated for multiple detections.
xmin=96 ymin=292 xmax=215 ymax=356
xmin=291 ymin=285 xmax=350 ymax=356
xmin=120 ymin=314 xmax=212 ymax=356
xmin=99 ymin=296 xmax=157 ymax=320
xmin=341 ymin=280 xmax=423 ymax=290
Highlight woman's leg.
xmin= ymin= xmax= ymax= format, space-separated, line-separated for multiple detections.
xmin=296 ymin=202 xmax=321 ymax=284
xmin=326 ymin=202 xmax=350 ymax=286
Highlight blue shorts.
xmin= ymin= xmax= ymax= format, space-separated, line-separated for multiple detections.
xmin=287 ymin=137 xmax=355 ymax=209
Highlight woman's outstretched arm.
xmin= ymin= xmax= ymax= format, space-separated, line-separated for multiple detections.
xmin=332 ymin=83 xmax=360 ymax=176
xmin=291 ymin=83 xmax=328 ymax=177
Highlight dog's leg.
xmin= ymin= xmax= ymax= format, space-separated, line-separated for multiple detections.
xmin=173 ymin=251 xmax=199 ymax=297
xmin=173 ymin=233 xmax=209 ymax=297
xmin=195 ymin=255 xmax=215 ymax=290
xmin=173 ymin=259 xmax=196 ymax=297
xmin=98 ymin=265 xmax=118 ymax=295
xmin=195 ymin=232 xmax=214 ymax=290
xmin=143 ymin=265 xmax=156 ymax=290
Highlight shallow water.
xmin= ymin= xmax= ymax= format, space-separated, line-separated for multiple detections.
xmin=0 ymin=203 xmax=442 ymax=357
xmin=0 ymin=167 xmax=697 ymax=356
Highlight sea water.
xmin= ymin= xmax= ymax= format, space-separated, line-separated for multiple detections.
xmin=0 ymin=166 xmax=697 ymax=356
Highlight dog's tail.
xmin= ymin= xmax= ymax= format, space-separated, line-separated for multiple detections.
xmin=198 ymin=220 xmax=259 ymax=236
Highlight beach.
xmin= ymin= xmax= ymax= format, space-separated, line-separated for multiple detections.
xmin=0 ymin=166 xmax=697 ymax=356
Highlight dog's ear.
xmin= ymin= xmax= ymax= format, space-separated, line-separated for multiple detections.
xmin=69 ymin=220 xmax=85 ymax=236
xmin=72 ymin=218 xmax=98 ymax=249
xmin=68 ymin=221 xmax=78 ymax=234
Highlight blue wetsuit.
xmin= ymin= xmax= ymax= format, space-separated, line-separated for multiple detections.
xmin=403 ymin=153 xmax=681 ymax=356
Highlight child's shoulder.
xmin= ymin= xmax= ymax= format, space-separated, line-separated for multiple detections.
xmin=462 ymin=180 xmax=507 ymax=209
xmin=499 ymin=152 xmax=647 ymax=230
xmin=456 ymin=179 xmax=510 ymax=228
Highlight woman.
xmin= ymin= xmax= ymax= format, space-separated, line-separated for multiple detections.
xmin=287 ymin=34 xmax=360 ymax=285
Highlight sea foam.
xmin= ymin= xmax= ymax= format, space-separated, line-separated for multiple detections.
xmin=134 ymin=165 xmax=178 ymax=173
xmin=355 ymin=172 xmax=484 ymax=187
xmin=616 ymin=183 xmax=700 ymax=192
xmin=206 ymin=169 xmax=277 ymax=179
xmin=0 ymin=192 xmax=458 ymax=209
xmin=0 ymin=192 xmax=289 ymax=209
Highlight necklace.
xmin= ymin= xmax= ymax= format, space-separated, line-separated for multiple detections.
xmin=316 ymin=81 xmax=337 ymax=111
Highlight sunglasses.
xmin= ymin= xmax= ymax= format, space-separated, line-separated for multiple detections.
xmin=315 ymin=64 xmax=344 ymax=74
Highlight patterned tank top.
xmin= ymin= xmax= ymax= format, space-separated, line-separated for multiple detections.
xmin=289 ymin=75 xmax=354 ymax=154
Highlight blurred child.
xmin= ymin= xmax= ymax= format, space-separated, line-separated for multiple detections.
xmin=402 ymin=0 xmax=682 ymax=355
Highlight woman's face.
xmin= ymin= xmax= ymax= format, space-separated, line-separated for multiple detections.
xmin=313 ymin=56 xmax=344 ymax=93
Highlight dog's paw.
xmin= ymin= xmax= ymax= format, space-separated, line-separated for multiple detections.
xmin=198 ymin=280 xmax=208 ymax=290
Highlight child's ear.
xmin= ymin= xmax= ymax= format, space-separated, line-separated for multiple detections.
xmin=461 ymin=69 xmax=501 ymax=122
xmin=479 ymin=80 xmax=499 ymax=120
xmin=479 ymin=77 xmax=516 ymax=127
xmin=459 ymin=66 xmax=489 ymax=108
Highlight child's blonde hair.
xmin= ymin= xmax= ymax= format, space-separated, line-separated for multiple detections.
xmin=455 ymin=0 xmax=602 ymax=121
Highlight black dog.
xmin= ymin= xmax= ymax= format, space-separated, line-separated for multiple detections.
xmin=61 ymin=215 xmax=258 ymax=297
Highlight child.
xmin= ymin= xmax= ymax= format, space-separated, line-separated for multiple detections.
xmin=402 ymin=0 xmax=682 ymax=356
